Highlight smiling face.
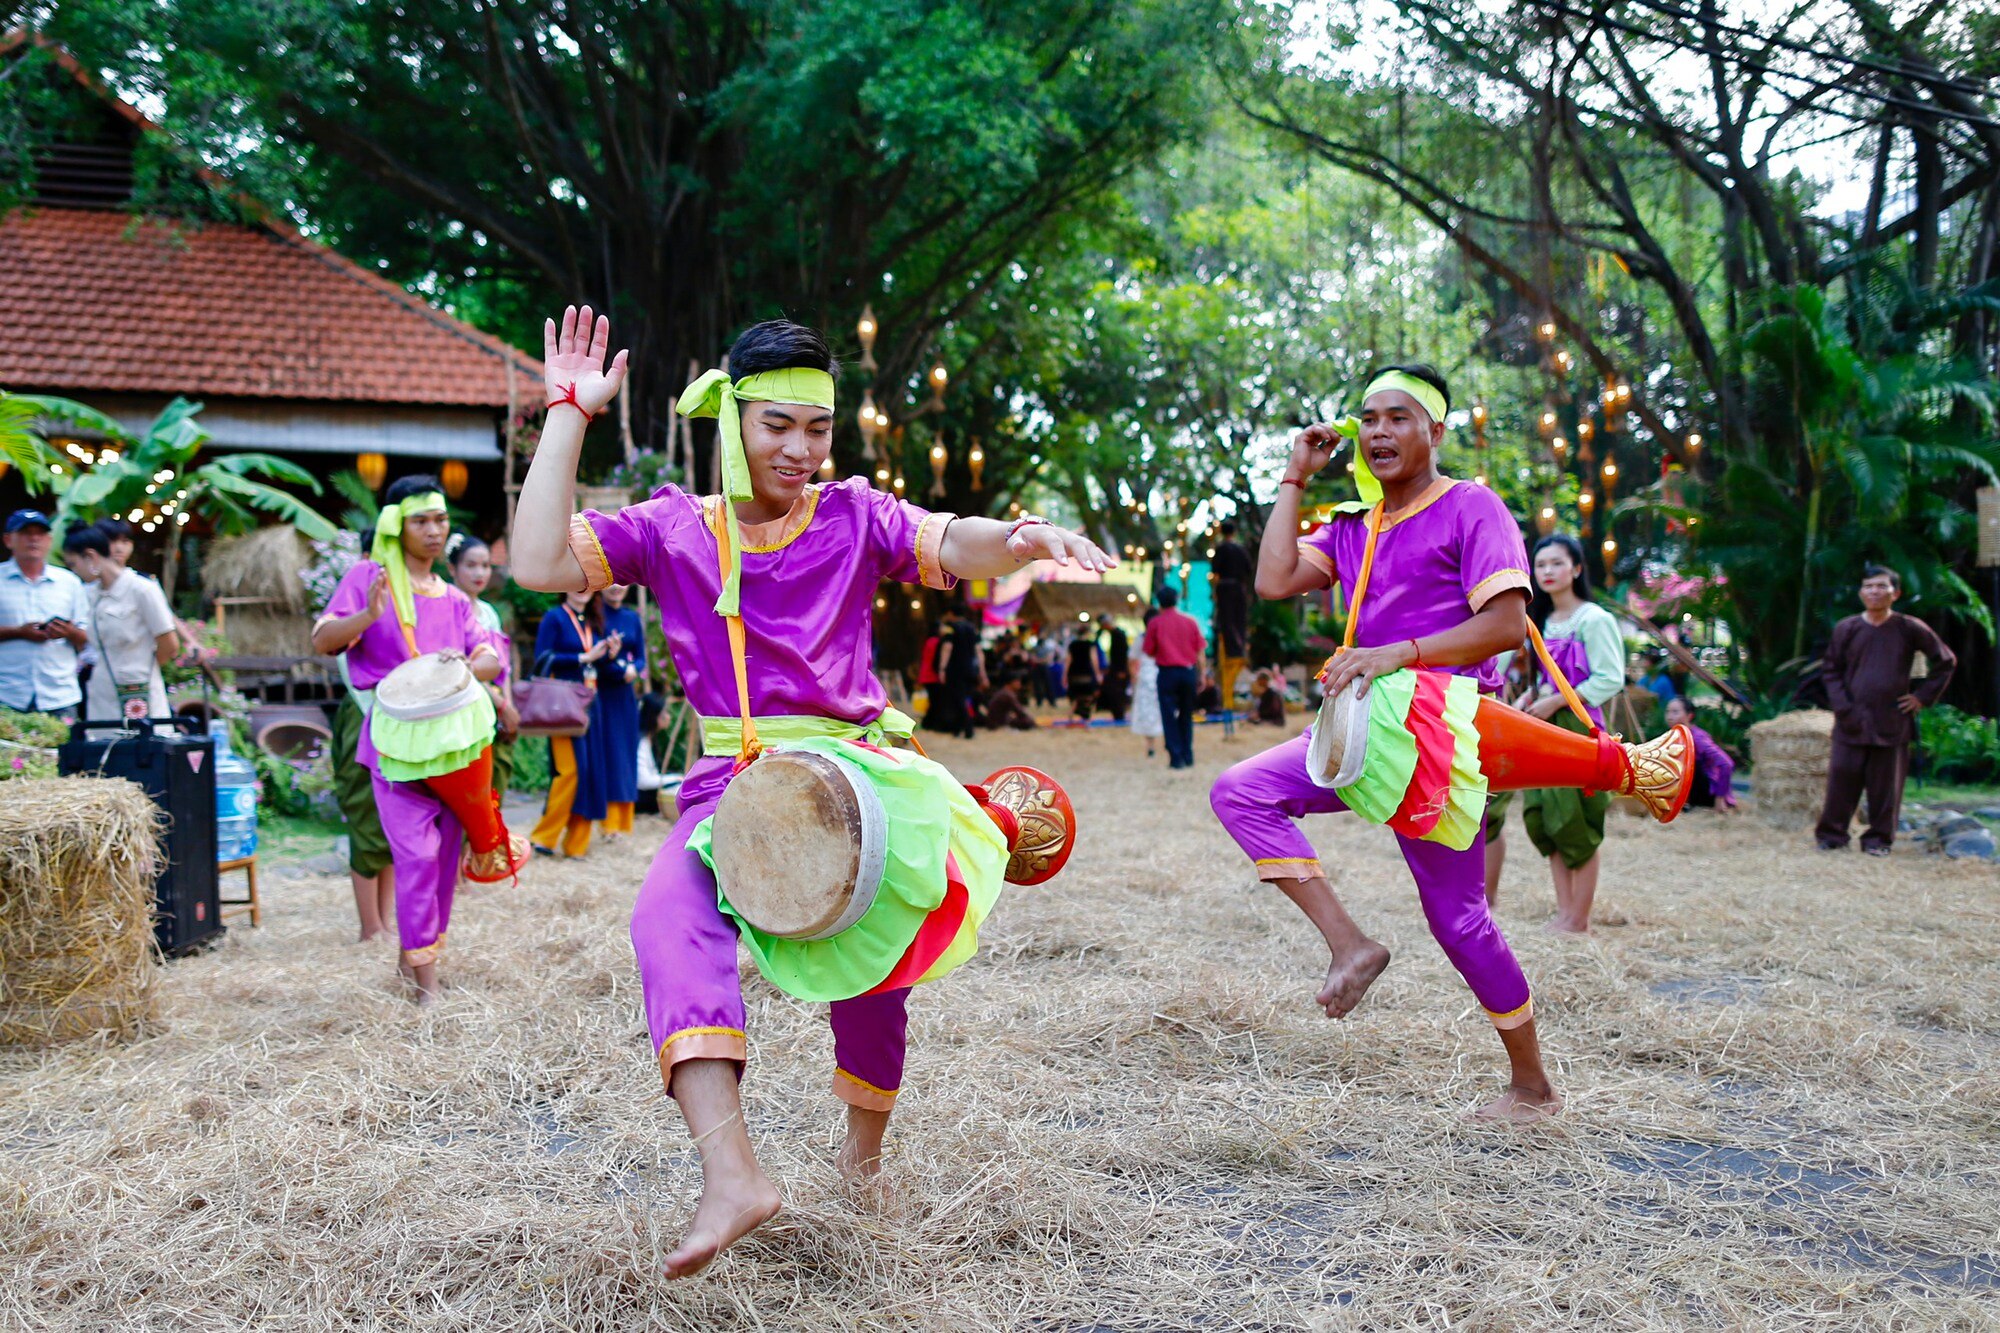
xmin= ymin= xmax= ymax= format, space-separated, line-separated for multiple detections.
xmin=740 ymin=400 xmax=832 ymax=505
xmin=1357 ymin=389 xmax=1444 ymax=490
xmin=1534 ymin=542 xmax=1581 ymax=595
xmin=399 ymin=507 xmax=450 ymax=566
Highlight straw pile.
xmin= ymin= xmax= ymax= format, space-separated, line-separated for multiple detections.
xmin=1747 ymin=708 xmax=1836 ymax=829
xmin=202 ymin=524 xmax=312 ymax=656
xmin=4 ymin=727 xmax=1999 ymax=1326
xmin=0 ymin=777 xmax=162 ymax=1045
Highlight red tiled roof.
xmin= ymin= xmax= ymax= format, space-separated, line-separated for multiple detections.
xmin=0 ymin=206 xmax=542 ymax=409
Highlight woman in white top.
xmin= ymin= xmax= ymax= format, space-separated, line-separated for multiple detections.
xmin=1485 ymin=534 xmax=1627 ymax=934
xmin=1129 ymin=607 xmax=1164 ymax=757
xmin=64 ymin=524 xmax=176 ymax=726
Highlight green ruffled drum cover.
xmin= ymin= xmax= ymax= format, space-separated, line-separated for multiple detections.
xmin=688 ymin=736 xmax=1009 ymax=1002
xmin=370 ymin=688 xmax=497 ymax=784
xmin=1330 ymin=668 xmax=1489 ymax=852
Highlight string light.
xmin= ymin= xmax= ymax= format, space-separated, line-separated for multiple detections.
xmin=1602 ymin=460 xmax=1619 ymax=480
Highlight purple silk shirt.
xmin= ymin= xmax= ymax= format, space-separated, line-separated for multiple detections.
xmin=1298 ymin=479 xmax=1531 ymax=692
xmin=574 ymin=477 xmax=954 ymax=811
xmin=320 ymin=560 xmax=486 ymax=772
xmin=1687 ymin=722 xmax=1737 ymax=805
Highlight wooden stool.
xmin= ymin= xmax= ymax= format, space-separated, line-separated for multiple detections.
xmin=218 ymin=855 xmax=261 ymax=928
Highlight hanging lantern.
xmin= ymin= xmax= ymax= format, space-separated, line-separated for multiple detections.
xmin=1686 ymin=431 xmax=1703 ymax=456
xmin=928 ymin=362 xmax=949 ymax=409
xmin=820 ymin=455 xmax=837 ymax=479
xmin=1537 ymin=504 xmax=1558 ymax=535
xmin=1578 ymin=490 xmax=1595 ymax=512
xmin=929 ymin=434 xmax=948 ymax=499
xmin=356 ymin=452 xmax=388 ymax=491
xmin=968 ymin=438 xmax=985 ymax=490
xmin=1538 ymin=409 xmax=1558 ymax=439
xmin=440 ymin=459 xmax=469 ymax=499
xmin=857 ymin=303 xmax=879 ymax=373
xmin=858 ymin=391 xmax=881 ymax=461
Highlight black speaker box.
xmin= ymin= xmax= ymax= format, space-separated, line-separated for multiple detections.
xmin=57 ymin=717 xmax=223 ymax=955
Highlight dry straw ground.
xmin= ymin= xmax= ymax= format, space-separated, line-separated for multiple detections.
xmin=4 ymin=725 xmax=1999 ymax=1329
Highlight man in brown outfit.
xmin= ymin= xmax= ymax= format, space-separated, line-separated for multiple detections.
xmin=1815 ymin=565 xmax=1956 ymax=855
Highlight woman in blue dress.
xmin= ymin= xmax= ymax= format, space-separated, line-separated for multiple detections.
xmin=596 ymin=583 xmax=646 ymax=838
xmin=530 ymin=590 xmax=610 ymax=858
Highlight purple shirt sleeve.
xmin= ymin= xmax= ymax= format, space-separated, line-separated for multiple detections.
xmin=1295 ymin=512 xmax=1351 ymax=585
xmin=320 ymin=560 xmax=376 ymax=623
xmin=576 ymin=492 xmax=691 ymax=593
xmin=1453 ymin=486 xmax=1532 ymax=612
xmin=863 ymin=485 xmax=956 ymax=590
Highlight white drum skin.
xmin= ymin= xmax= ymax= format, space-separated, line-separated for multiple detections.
xmin=710 ymin=749 xmax=888 ymax=940
xmin=1306 ymin=675 xmax=1372 ymax=790
xmin=374 ymin=652 xmax=484 ymax=722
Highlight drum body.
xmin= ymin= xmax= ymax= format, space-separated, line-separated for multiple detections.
xmin=369 ymin=652 xmax=497 ymax=783
xmin=1306 ymin=676 xmax=1371 ymax=790
xmin=709 ymin=749 xmax=888 ymax=940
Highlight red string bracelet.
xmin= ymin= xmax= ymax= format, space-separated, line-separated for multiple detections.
xmin=1280 ymin=475 xmax=1308 ymax=490
xmin=547 ymin=381 xmax=597 ymax=421
xmin=1409 ymin=638 xmax=1427 ymax=670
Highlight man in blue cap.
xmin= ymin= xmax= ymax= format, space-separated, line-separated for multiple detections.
xmin=0 ymin=509 xmax=91 ymax=720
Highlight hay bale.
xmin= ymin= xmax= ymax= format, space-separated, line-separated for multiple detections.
xmin=0 ymin=777 xmax=164 ymax=1045
xmin=217 ymin=606 xmax=312 ymax=657
xmin=1747 ymin=708 xmax=1835 ymax=830
xmin=202 ymin=524 xmax=310 ymax=613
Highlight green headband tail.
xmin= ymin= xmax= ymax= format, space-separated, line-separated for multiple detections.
xmin=678 ymin=366 xmax=838 ymax=617
xmin=1328 ymin=417 xmax=1384 ymax=505
xmin=371 ymin=492 xmax=449 ymax=630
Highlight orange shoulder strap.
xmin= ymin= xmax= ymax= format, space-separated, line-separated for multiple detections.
xmin=708 ymin=500 xmax=762 ymax=764
xmin=1525 ymin=618 xmax=1599 ymax=734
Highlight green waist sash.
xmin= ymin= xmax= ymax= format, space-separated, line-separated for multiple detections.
xmin=697 ymin=706 xmax=919 ymax=758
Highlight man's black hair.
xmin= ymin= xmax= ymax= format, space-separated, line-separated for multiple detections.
xmin=384 ymin=474 xmax=444 ymax=507
xmin=63 ymin=524 xmax=110 ymax=557
xmin=727 ymin=320 xmax=841 ymax=379
xmin=1374 ymin=362 xmax=1452 ymax=417
xmin=1219 ymin=519 xmax=1238 ymax=537
xmin=1157 ymin=586 xmax=1180 ymax=609
xmin=1526 ymin=533 xmax=1591 ymax=630
xmin=446 ymin=531 xmax=489 ymax=567
xmin=1862 ymin=562 xmax=1901 ymax=591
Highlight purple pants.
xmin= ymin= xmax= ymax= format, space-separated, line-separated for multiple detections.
xmin=1208 ymin=731 xmax=1533 ymax=1029
xmin=371 ymin=770 xmax=463 ymax=969
xmin=631 ymin=788 xmax=912 ymax=1110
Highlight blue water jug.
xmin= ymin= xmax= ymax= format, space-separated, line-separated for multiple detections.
xmin=210 ymin=721 xmax=260 ymax=862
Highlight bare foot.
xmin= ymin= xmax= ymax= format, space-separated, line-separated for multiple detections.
xmin=664 ymin=1171 xmax=782 ymax=1279
xmin=1315 ymin=939 xmax=1392 ymax=1018
xmin=1468 ymin=1084 xmax=1564 ymax=1124
xmin=1542 ymin=916 xmax=1591 ymax=936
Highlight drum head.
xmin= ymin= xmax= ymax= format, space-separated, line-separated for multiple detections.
xmin=711 ymin=750 xmax=887 ymax=940
xmin=1305 ymin=675 xmax=1371 ymax=790
xmin=375 ymin=652 xmax=477 ymax=720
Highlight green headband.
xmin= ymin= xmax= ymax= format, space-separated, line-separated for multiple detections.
xmin=1326 ymin=372 xmax=1449 ymax=506
xmin=678 ymin=366 xmax=837 ymax=617
xmin=371 ymin=492 xmax=448 ymax=630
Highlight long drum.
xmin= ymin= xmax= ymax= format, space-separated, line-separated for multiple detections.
xmin=709 ymin=750 xmax=889 ymax=940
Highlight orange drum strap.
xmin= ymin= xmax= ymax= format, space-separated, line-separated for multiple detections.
xmin=707 ymin=501 xmax=762 ymax=763
xmin=1316 ymin=501 xmax=1385 ymax=681
xmin=1524 ymin=618 xmax=1599 ymax=734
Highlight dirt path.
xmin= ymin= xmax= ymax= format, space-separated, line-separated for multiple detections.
xmin=5 ymin=723 xmax=1997 ymax=1328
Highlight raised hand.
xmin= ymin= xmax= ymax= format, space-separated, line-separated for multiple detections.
xmin=366 ymin=572 xmax=390 ymax=622
xmin=543 ymin=304 xmax=631 ymax=419
xmin=1288 ymin=422 xmax=1345 ymax=480
xmin=1008 ymin=522 xmax=1118 ymax=574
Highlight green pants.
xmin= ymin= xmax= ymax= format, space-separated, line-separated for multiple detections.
xmin=490 ymin=731 xmax=516 ymax=802
xmin=331 ymin=692 xmax=393 ymax=877
xmin=1518 ymin=710 xmax=1608 ymax=870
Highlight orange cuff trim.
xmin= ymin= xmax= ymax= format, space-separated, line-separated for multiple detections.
xmin=568 ymin=514 xmax=614 ymax=593
xmin=1295 ymin=542 xmax=1335 ymax=580
xmin=401 ymin=936 xmax=444 ymax=968
xmin=915 ymin=512 xmax=959 ymax=591
xmin=833 ymin=1068 xmax=900 ymax=1111
xmin=1487 ymin=997 xmax=1535 ymax=1031
xmin=1255 ymin=857 xmax=1324 ymax=883
xmin=657 ymin=1026 xmax=749 ymax=1088
xmin=1467 ymin=568 xmax=1531 ymax=612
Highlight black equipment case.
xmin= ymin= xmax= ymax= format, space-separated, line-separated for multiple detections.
xmin=57 ymin=716 xmax=223 ymax=955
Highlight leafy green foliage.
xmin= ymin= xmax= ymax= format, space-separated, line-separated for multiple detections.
xmin=1919 ymin=705 xmax=2000 ymax=785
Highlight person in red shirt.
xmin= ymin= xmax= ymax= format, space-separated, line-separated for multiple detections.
xmin=1142 ymin=586 xmax=1207 ymax=768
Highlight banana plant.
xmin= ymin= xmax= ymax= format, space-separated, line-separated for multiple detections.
xmin=10 ymin=394 xmax=338 ymax=594
xmin=0 ymin=391 xmax=64 ymax=487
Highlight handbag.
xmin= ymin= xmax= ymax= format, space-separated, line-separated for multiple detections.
xmin=514 ymin=652 xmax=595 ymax=737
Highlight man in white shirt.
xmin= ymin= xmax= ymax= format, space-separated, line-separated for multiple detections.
xmin=64 ymin=524 xmax=178 ymax=724
xmin=0 ymin=509 xmax=91 ymax=719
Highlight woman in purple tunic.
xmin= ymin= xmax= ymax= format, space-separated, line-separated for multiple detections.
xmin=311 ymin=477 xmax=501 ymax=1005
xmin=1664 ymin=695 xmax=1737 ymax=808
xmin=508 ymin=307 xmax=1114 ymax=1279
xmin=1210 ymin=364 xmax=1564 ymax=1124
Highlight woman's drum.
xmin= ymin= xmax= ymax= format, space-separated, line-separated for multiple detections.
xmin=370 ymin=651 xmax=529 ymax=884
xmin=710 ymin=749 xmax=1077 ymax=943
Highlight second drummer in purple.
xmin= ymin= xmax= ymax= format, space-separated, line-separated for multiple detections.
xmin=509 ymin=306 xmax=1115 ymax=1280
xmin=1208 ymin=364 xmax=1564 ymax=1124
